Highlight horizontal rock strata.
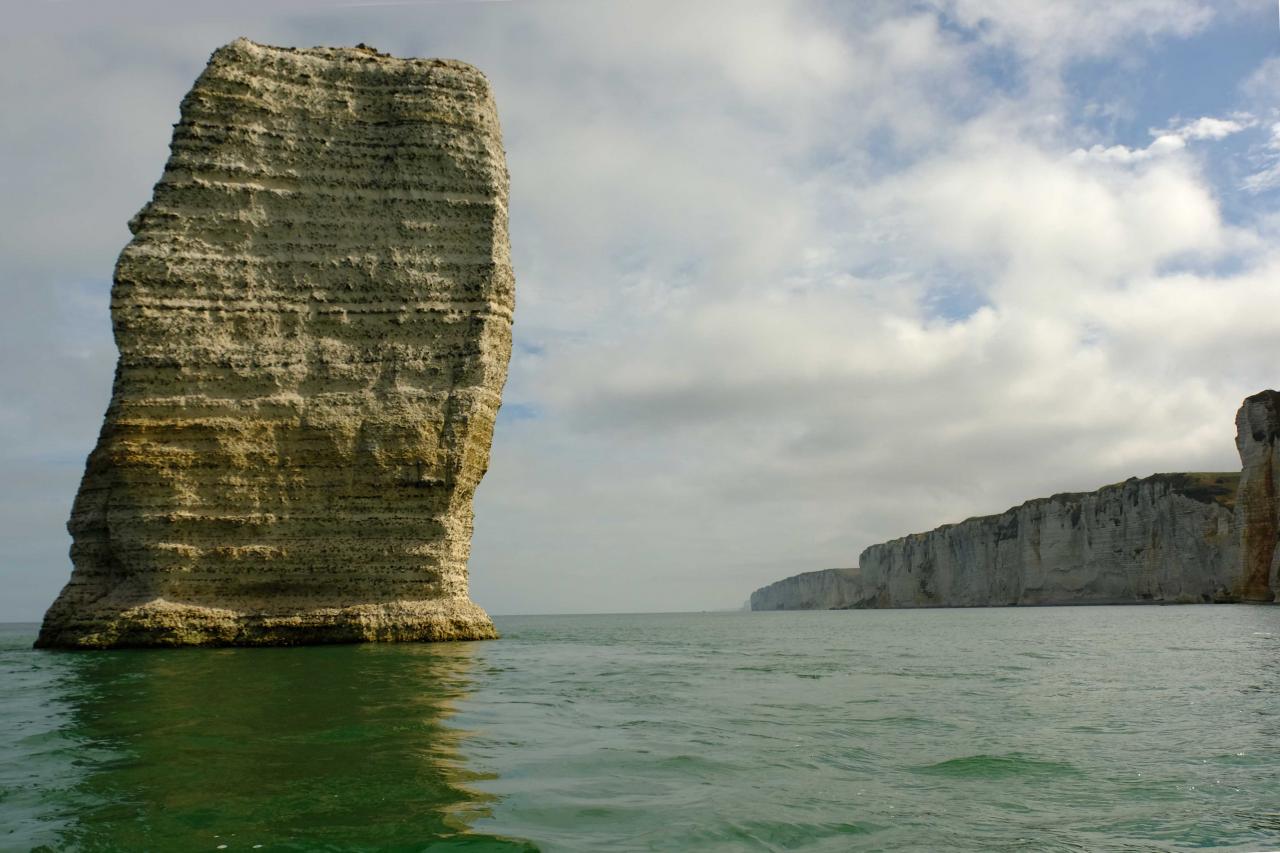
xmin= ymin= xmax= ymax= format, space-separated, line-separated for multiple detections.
xmin=37 ymin=39 xmax=512 ymax=647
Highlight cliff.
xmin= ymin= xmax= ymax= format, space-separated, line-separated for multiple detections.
xmin=749 ymin=568 xmax=866 ymax=611
xmin=855 ymin=473 xmax=1239 ymax=608
xmin=751 ymin=391 xmax=1280 ymax=611
xmin=751 ymin=471 xmax=1243 ymax=611
xmin=37 ymin=39 xmax=512 ymax=647
xmin=1235 ymin=390 xmax=1280 ymax=602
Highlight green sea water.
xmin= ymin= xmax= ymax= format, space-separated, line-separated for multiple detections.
xmin=3 ymin=606 xmax=1280 ymax=851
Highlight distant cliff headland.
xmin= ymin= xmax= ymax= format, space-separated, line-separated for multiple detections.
xmin=751 ymin=391 xmax=1280 ymax=611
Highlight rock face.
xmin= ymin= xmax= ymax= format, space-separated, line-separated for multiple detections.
xmin=751 ymin=473 xmax=1242 ymax=610
xmin=749 ymin=568 xmax=865 ymax=611
xmin=1235 ymin=390 xmax=1280 ymax=602
xmin=37 ymin=39 xmax=512 ymax=647
xmin=749 ymin=392 xmax=1280 ymax=612
xmin=856 ymin=474 xmax=1240 ymax=608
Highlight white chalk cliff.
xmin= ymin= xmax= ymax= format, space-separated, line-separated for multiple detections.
xmin=38 ymin=39 xmax=512 ymax=647
xmin=752 ymin=393 xmax=1280 ymax=610
xmin=749 ymin=568 xmax=863 ymax=611
xmin=856 ymin=473 xmax=1240 ymax=608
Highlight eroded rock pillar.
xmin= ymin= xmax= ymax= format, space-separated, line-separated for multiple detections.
xmin=37 ymin=39 xmax=512 ymax=647
xmin=1235 ymin=390 xmax=1280 ymax=603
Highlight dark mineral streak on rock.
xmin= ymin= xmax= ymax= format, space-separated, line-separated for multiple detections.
xmin=37 ymin=39 xmax=512 ymax=648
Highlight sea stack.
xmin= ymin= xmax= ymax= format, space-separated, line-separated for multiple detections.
xmin=36 ymin=39 xmax=512 ymax=647
xmin=1235 ymin=390 xmax=1280 ymax=602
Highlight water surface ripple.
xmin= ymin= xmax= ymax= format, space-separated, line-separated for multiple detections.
xmin=3 ymin=606 xmax=1280 ymax=851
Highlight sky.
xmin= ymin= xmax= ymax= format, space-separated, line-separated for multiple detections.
xmin=3 ymin=0 xmax=1280 ymax=620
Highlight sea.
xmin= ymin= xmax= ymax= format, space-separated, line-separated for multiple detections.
xmin=2 ymin=606 xmax=1280 ymax=852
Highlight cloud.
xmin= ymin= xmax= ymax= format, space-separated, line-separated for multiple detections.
xmin=1073 ymin=114 xmax=1253 ymax=163
xmin=1176 ymin=115 xmax=1253 ymax=140
xmin=1240 ymin=122 xmax=1280 ymax=194
xmin=1241 ymin=55 xmax=1280 ymax=104
xmin=875 ymin=124 xmax=1227 ymax=295
xmin=937 ymin=0 xmax=1217 ymax=68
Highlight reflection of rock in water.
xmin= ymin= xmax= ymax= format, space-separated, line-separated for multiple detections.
xmin=49 ymin=644 xmax=536 ymax=850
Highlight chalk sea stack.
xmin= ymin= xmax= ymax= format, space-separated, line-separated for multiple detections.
xmin=1235 ymin=390 xmax=1280 ymax=602
xmin=37 ymin=39 xmax=512 ymax=647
